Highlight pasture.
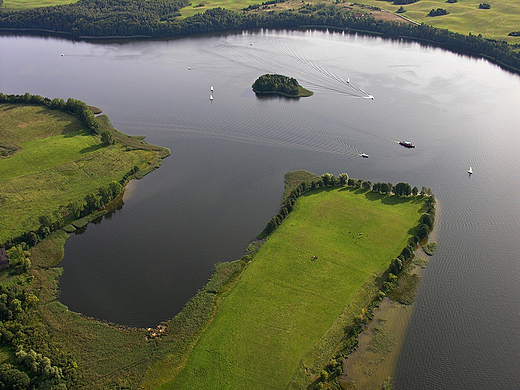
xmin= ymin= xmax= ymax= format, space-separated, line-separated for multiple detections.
xmin=164 ymin=187 xmax=426 ymax=389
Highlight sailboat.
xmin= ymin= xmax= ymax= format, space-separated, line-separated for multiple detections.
xmin=468 ymin=166 xmax=473 ymax=174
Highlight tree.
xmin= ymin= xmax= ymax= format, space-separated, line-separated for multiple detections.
xmin=0 ymin=363 xmax=30 ymax=390
xmin=337 ymin=173 xmax=349 ymax=185
xmin=67 ymin=201 xmax=83 ymax=219
xmin=428 ymin=8 xmax=448 ymax=16
xmin=100 ymin=130 xmax=114 ymax=146
xmin=394 ymin=182 xmax=411 ymax=196
xmin=412 ymin=186 xmax=418 ymax=196
xmin=84 ymin=193 xmax=100 ymax=213
xmin=321 ymin=173 xmax=334 ymax=187
xmin=361 ymin=180 xmax=371 ymax=190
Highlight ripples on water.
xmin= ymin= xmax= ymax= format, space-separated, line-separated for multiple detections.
xmin=1 ymin=29 xmax=520 ymax=389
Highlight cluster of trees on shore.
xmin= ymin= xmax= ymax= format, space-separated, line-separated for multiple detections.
xmin=0 ymin=4 xmax=519 ymax=72
xmin=0 ymin=93 xmax=99 ymax=135
xmin=260 ymin=172 xmax=434 ymax=237
xmin=0 ymin=267 xmax=77 ymax=389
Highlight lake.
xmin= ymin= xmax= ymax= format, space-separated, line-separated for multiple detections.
xmin=1 ymin=28 xmax=519 ymax=389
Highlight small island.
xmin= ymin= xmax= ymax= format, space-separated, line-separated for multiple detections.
xmin=252 ymin=74 xmax=313 ymax=97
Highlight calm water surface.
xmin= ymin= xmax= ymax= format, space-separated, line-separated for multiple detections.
xmin=1 ymin=29 xmax=519 ymax=389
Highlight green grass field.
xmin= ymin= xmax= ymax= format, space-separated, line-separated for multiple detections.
xmin=0 ymin=104 xmax=158 ymax=242
xmin=358 ymin=0 xmax=520 ymax=43
xmin=163 ymin=187 xmax=426 ymax=389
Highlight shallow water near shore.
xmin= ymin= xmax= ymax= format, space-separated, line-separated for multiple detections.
xmin=1 ymin=28 xmax=520 ymax=388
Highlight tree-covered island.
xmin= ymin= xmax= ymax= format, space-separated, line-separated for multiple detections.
xmin=252 ymin=74 xmax=313 ymax=97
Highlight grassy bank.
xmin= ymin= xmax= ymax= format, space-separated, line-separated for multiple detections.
xmin=0 ymin=103 xmax=167 ymax=242
xmin=162 ymin=187 xmax=427 ymax=389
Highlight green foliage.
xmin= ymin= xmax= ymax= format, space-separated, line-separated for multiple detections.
xmin=252 ymin=73 xmax=313 ymax=97
xmin=382 ymin=376 xmax=395 ymax=390
xmin=423 ymin=241 xmax=438 ymax=256
xmin=337 ymin=173 xmax=349 ymax=185
xmin=478 ymin=2 xmax=490 ymax=8
xmin=0 ymin=363 xmax=30 ymax=390
xmin=100 ymin=130 xmax=114 ymax=146
xmin=6 ymin=245 xmax=31 ymax=274
xmin=394 ymin=182 xmax=411 ymax=196
xmin=428 ymin=8 xmax=448 ymax=16
xmin=321 ymin=173 xmax=335 ymax=187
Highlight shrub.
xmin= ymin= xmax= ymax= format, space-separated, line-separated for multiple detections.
xmin=428 ymin=8 xmax=448 ymax=16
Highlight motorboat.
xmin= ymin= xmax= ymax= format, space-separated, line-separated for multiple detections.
xmin=468 ymin=166 xmax=473 ymax=174
xmin=399 ymin=141 xmax=415 ymax=148
xmin=360 ymin=153 xmax=369 ymax=158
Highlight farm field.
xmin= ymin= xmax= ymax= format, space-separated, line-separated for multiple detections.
xmin=164 ymin=187 xmax=427 ymax=389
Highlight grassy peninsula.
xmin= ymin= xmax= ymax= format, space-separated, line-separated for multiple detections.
xmin=252 ymin=74 xmax=314 ymax=98
xmin=158 ymin=177 xmax=430 ymax=389
xmin=0 ymin=102 xmax=168 ymax=243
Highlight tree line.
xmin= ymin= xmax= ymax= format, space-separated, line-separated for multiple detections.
xmin=0 ymin=4 xmax=519 ymax=72
xmin=259 ymin=171 xmax=435 ymax=238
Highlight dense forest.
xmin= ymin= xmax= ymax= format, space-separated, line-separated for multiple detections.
xmin=252 ymin=74 xmax=312 ymax=96
xmin=0 ymin=2 xmax=519 ymax=72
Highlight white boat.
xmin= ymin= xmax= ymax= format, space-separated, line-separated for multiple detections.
xmin=361 ymin=153 xmax=369 ymax=158
xmin=468 ymin=166 xmax=473 ymax=174
xmin=210 ymin=95 xmax=213 ymax=100
xmin=210 ymin=86 xmax=214 ymax=92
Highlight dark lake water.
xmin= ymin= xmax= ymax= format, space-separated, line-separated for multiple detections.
xmin=1 ymin=29 xmax=520 ymax=389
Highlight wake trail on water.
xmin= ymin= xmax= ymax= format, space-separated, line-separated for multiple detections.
xmin=171 ymin=38 xmax=370 ymax=157
xmin=270 ymin=41 xmax=374 ymax=99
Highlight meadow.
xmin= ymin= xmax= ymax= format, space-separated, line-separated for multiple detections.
xmin=0 ymin=103 xmax=159 ymax=243
xmin=357 ymin=0 xmax=520 ymax=43
xmin=162 ymin=187 xmax=426 ymax=389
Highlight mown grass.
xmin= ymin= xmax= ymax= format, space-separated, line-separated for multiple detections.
xmin=0 ymin=104 xmax=158 ymax=242
xmin=163 ymin=187 xmax=426 ymax=389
